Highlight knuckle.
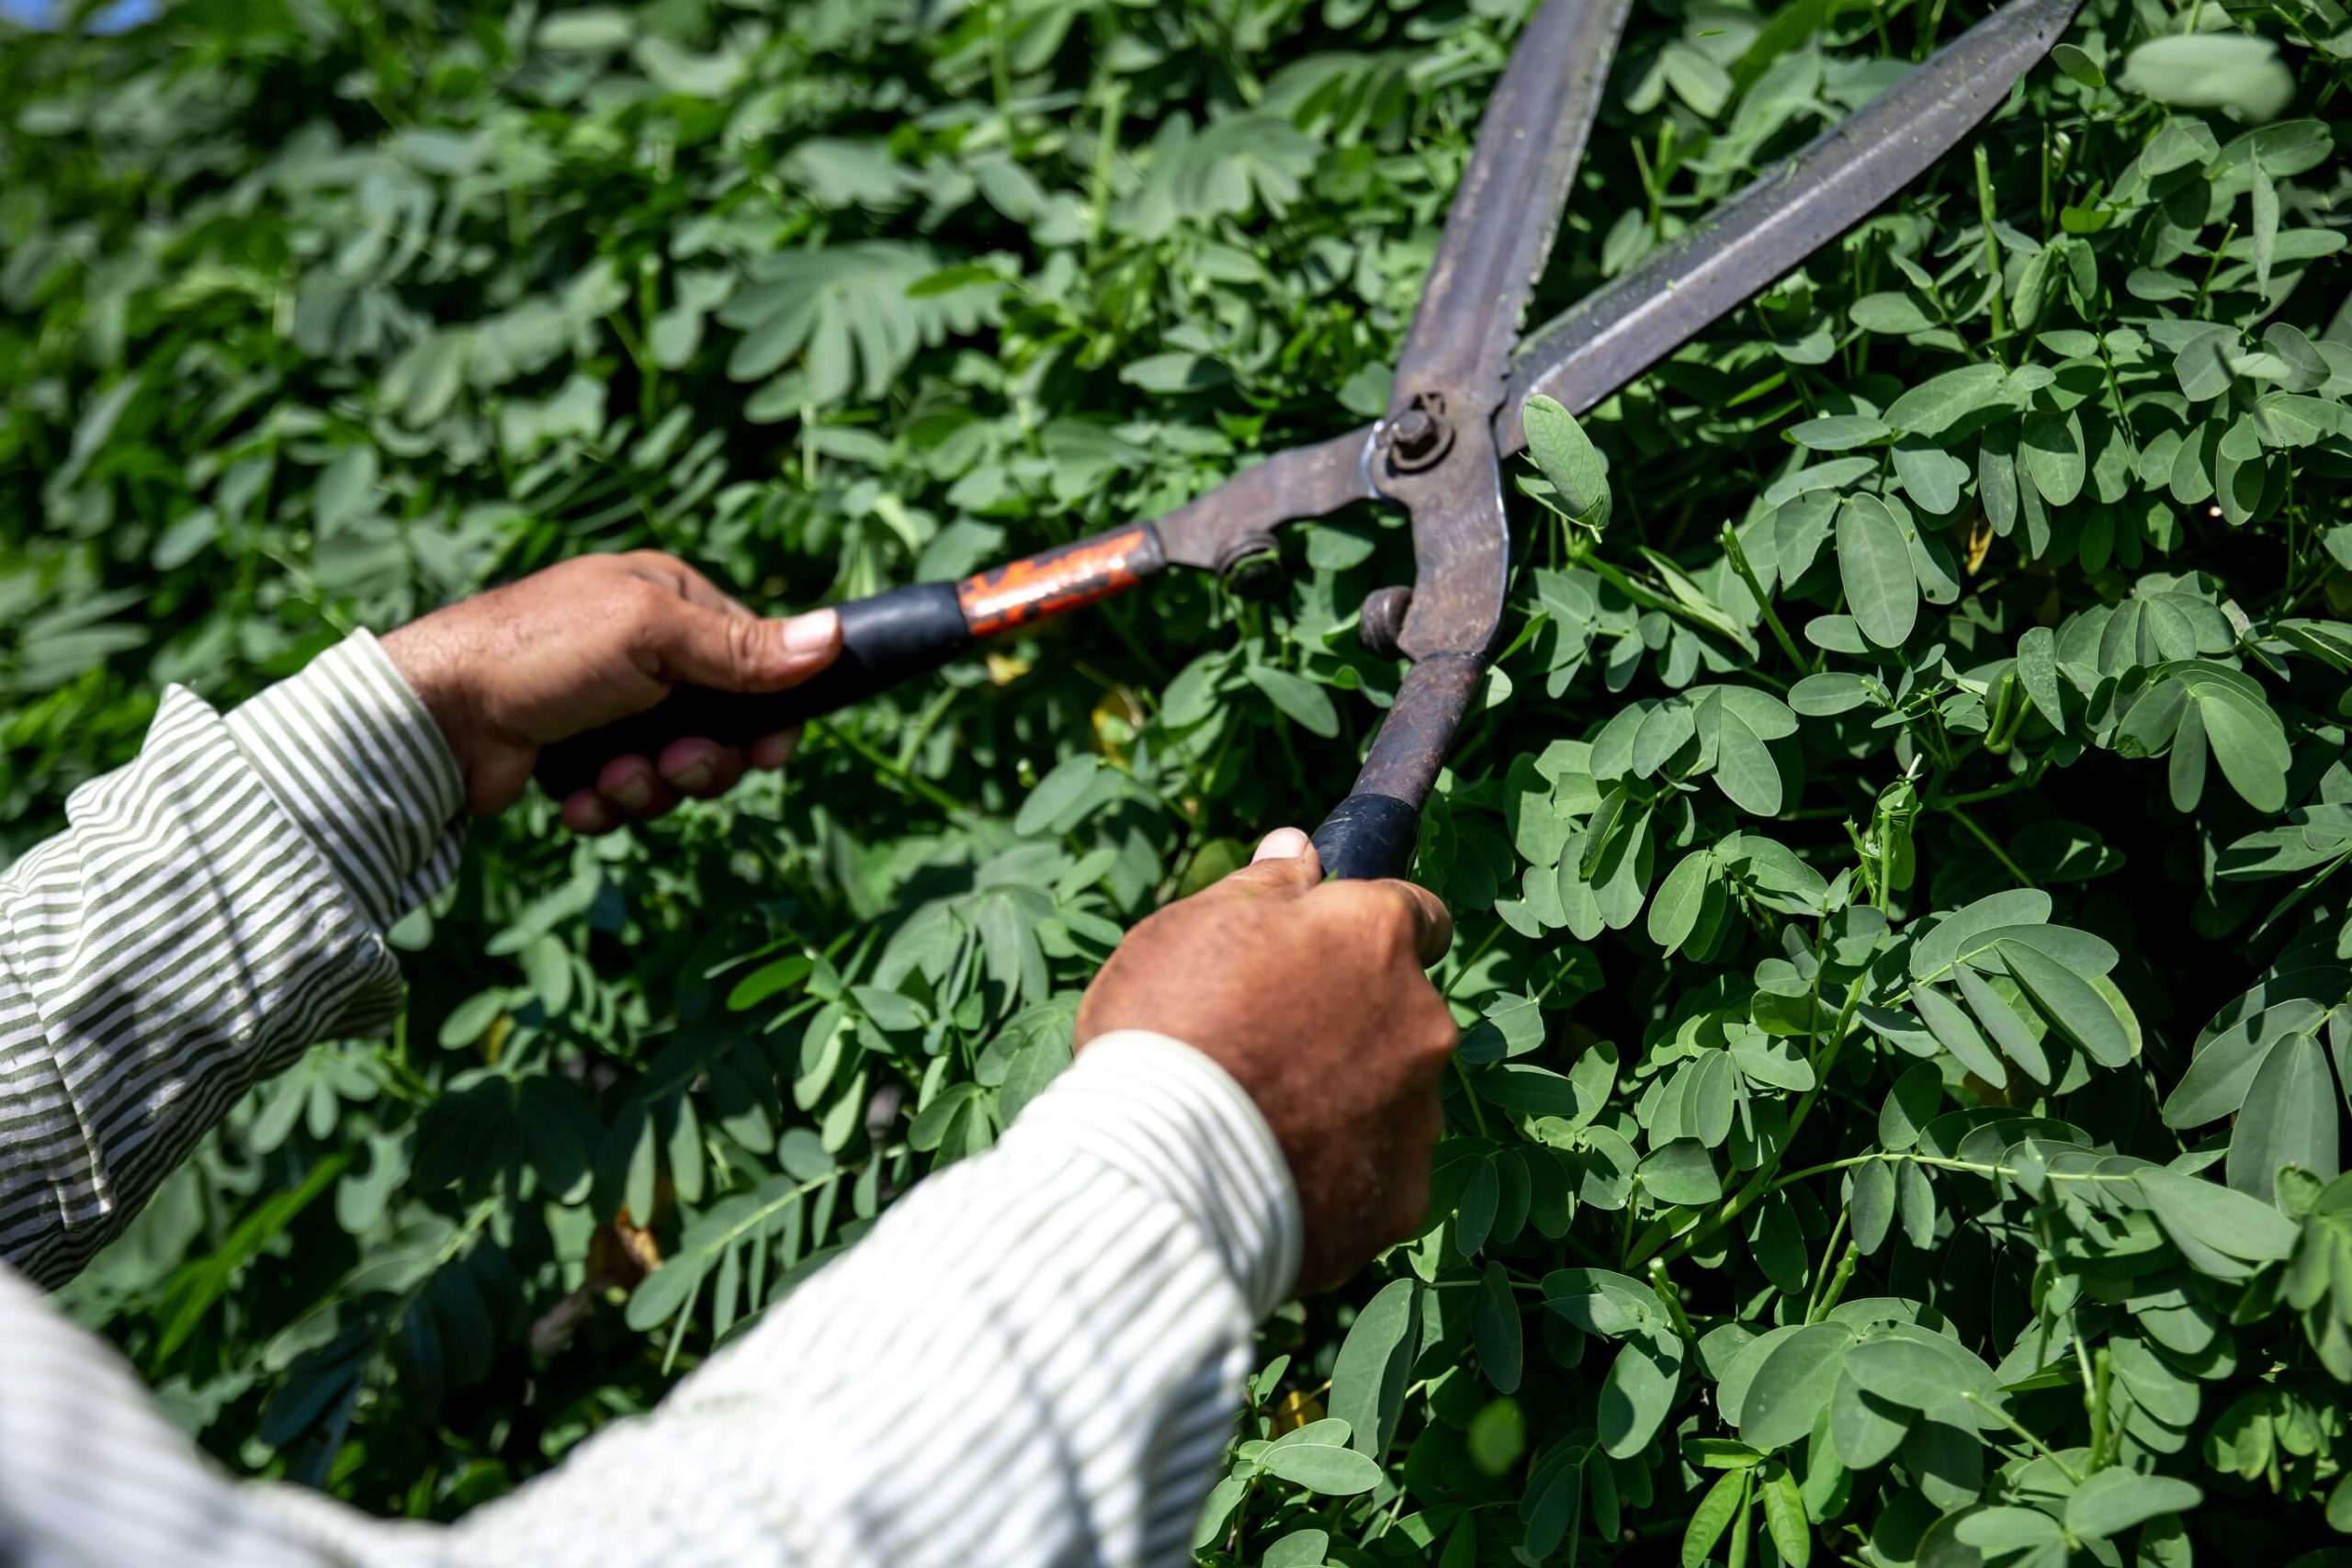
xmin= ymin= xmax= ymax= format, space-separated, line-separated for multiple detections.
xmin=621 ymin=579 xmax=673 ymax=635
xmin=725 ymin=615 xmax=767 ymax=675
xmin=1361 ymin=886 xmax=1425 ymax=954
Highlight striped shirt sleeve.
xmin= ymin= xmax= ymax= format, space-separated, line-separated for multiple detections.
xmin=0 ymin=630 xmax=463 ymax=1290
xmin=0 ymin=1031 xmax=1301 ymax=1567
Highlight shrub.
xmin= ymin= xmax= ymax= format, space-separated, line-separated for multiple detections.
xmin=6 ymin=0 xmax=2352 ymax=1562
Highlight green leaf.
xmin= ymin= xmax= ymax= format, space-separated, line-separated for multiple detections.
xmin=1524 ymin=394 xmax=1612 ymax=527
xmin=1761 ymin=1462 xmax=1812 ymax=1568
xmin=2191 ymin=685 xmax=2291 ymax=812
xmin=1014 ymin=754 xmax=1104 ymax=836
xmin=536 ymin=8 xmax=636 ymax=51
xmin=1260 ymin=1436 xmax=1385 ymax=1495
xmin=2165 ymin=999 xmax=2326 ymax=1127
xmin=1878 ymin=1063 xmax=1944 ymax=1151
xmin=1789 ymin=414 xmax=1890 ymax=451
xmin=1841 ymin=1330 xmax=1996 ymax=1417
xmin=1837 ymin=495 xmax=1919 ymax=649
xmin=2122 ymin=35 xmax=2295 ymax=122
xmin=1912 ymin=984 xmax=2007 ymax=1087
xmin=1600 ymin=1333 xmax=1684 ymax=1458
xmin=1649 ymin=851 xmax=1713 ymax=955
xmin=2064 ymin=1471 xmax=2202 ymax=1540
xmin=1884 ymin=364 xmax=2010 ymax=435
xmin=1955 ymin=1507 xmax=2064 ymax=1554
xmin=2136 ymin=1164 xmax=2301 ymax=1264
xmin=1640 ymin=1138 xmax=1723 ymax=1205
xmin=1851 ymin=1158 xmax=1896 ymax=1255
xmin=1955 ymin=966 xmax=2052 ymax=1085
xmin=1899 ymin=1161 xmax=1938 ymax=1249
xmin=1789 ymin=672 xmax=1877 ymax=716
xmin=1829 ymin=1369 xmax=1913 ymax=1469
xmin=1738 ymin=1323 xmax=1854 ymax=1450
xmin=1998 ymin=940 xmax=2134 ymax=1068
xmin=2228 ymin=1032 xmax=2340 ymax=1202
xmin=1682 ymin=1471 xmax=1747 ymax=1568
xmin=1245 ymin=666 xmax=1341 ymax=738
xmin=1329 ymin=1278 xmax=1418 ymax=1457
xmin=1713 ymin=708 xmax=1784 ymax=818
xmin=1261 ymin=1529 xmax=1329 ymax=1568
xmin=1119 ymin=351 xmax=1229 ymax=393
xmin=2020 ymin=410 xmax=2086 ymax=505
xmin=1474 ymin=1262 xmax=1523 ymax=1395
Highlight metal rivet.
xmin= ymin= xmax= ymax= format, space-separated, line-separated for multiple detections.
xmin=1360 ymin=585 xmax=1413 ymax=656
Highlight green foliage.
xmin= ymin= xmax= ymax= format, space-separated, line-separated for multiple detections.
xmin=11 ymin=0 xmax=2352 ymax=1562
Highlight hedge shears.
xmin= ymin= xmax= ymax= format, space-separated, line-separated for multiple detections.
xmin=539 ymin=0 xmax=2086 ymax=881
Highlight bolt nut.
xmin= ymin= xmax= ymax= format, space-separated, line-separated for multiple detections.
xmin=1359 ymin=585 xmax=1413 ymax=657
xmin=1384 ymin=395 xmax=1453 ymax=473
xmin=1217 ymin=537 xmax=1285 ymax=601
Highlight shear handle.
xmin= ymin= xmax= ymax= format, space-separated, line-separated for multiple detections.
xmin=1309 ymin=652 xmax=1484 ymax=882
xmin=534 ymin=525 xmax=1164 ymax=799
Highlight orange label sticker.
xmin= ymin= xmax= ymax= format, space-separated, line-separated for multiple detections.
xmin=957 ymin=525 xmax=1159 ymax=637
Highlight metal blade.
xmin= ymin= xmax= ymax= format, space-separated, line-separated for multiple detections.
xmin=1151 ymin=427 xmax=1380 ymax=570
xmin=1499 ymin=0 xmax=2086 ymax=453
xmin=1386 ymin=0 xmax=1634 ymax=427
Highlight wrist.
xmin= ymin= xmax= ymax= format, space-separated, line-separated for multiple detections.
xmin=225 ymin=629 xmax=466 ymax=929
xmin=378 ymin=620 xmax=475 ymax=756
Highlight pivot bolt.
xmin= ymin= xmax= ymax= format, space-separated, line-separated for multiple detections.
xmin=1360 ymin=585 xmax=1413 ymax=656
xmin=1385 ymin=393 xmax=1453 ymax=473
xmin=1391 ymin=409 xmax=1439 ymax=461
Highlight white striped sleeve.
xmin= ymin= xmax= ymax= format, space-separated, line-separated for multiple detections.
xmin=0 ymin=1030 xmax=1300 ymax=1567
xmin=441 ymin=1028 xmax=1301 ymax=1568
xmin=0 ymin=630 xmax=463 ymax=1291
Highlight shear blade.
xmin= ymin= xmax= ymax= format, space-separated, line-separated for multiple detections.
xmin=1502 ymin=0 xmax=2089 ymax=451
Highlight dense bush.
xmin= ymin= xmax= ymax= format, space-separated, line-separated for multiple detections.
xmin=9 ymin=0 xmax=2352 ymax=1562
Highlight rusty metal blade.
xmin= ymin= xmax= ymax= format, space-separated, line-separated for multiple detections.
xmin=1150 ymin=427 xmax=1380 ymax=570
xmin=1498 ymin=0 xmax=2086 ymax=453
xmin=1387 ymin=0 xmax=1634 ymax=426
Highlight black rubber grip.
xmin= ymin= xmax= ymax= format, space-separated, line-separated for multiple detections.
xmin=535 ymin=581 xmax=971 ymax=799
xmin=1310 ymin=792 xmax=1422 ymax=882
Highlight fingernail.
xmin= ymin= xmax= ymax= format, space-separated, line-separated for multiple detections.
xmin=668 ymin=759 xmax=713 ymax=792
xmin=781 ymin=609 xmax=840 ymax=657
xmin=1253 ymin=827 xmax=1311 ymax=863
xmin=611 ymin=775 xmax=652 ymax=810
xmin=752 ymin=729 xmax=801 ymax=770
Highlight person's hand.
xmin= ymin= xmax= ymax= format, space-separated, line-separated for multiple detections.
xmin=380 ymin=552 xmax=842 ymax=832
xmin=1074 ymin=829 xmax=1457 ymax=1292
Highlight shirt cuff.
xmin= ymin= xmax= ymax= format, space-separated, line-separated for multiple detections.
xmin=224 ymin=629 xmax=466 ymax=932
xmin=1012 ymin=1030 xmax=1301 ymax=1316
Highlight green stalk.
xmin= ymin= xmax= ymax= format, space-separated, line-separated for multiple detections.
xmin=1943 ymin=801 xmax=2035 ymax=888
xmin=1974 ymin=147 xmax=2007 ymax=361
xmin=1637 ymin=977 xmax=1864 ymax=1268
xmin=1720 ymin=523 xmax=1811 ymax=673
xmin=1964 ymin=1390 xmax=2082 ymax=1484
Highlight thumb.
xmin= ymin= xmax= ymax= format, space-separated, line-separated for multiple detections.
xmin=642 ymin=603 xmax=842 ymax=693
xmin=1202 ymin=827 xmax=1322 ymax=900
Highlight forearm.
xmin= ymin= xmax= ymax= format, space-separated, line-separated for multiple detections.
xmin=0 ymin=1032 xmax=1297 ymax=1565
xmin=450 ymin=1031 xmax=1300 ymax=1567
xmin=0 ymin=633 xmax=461 ymax=1289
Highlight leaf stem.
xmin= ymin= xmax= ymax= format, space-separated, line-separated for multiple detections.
xmin=1804 ymin=1205 xmax=1851 ymax=1323
xmin=810 ymin=717 xmax=973 ymax=818
xmin=1638 ymin=976 xmax=1864 ymax=1268
xmin=1720 ymin=523 xmax=1812 ymax=674
xmin=1942 ymin=801 xmax=2035 ymax=888
xmin=2192 ymin=222 xmax=2238 ymax=320
xmin=1974 ymin=147 xmax=2008 ymax=362
xmin=1963 ymin=1390 xmax=2082 ymax=1484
